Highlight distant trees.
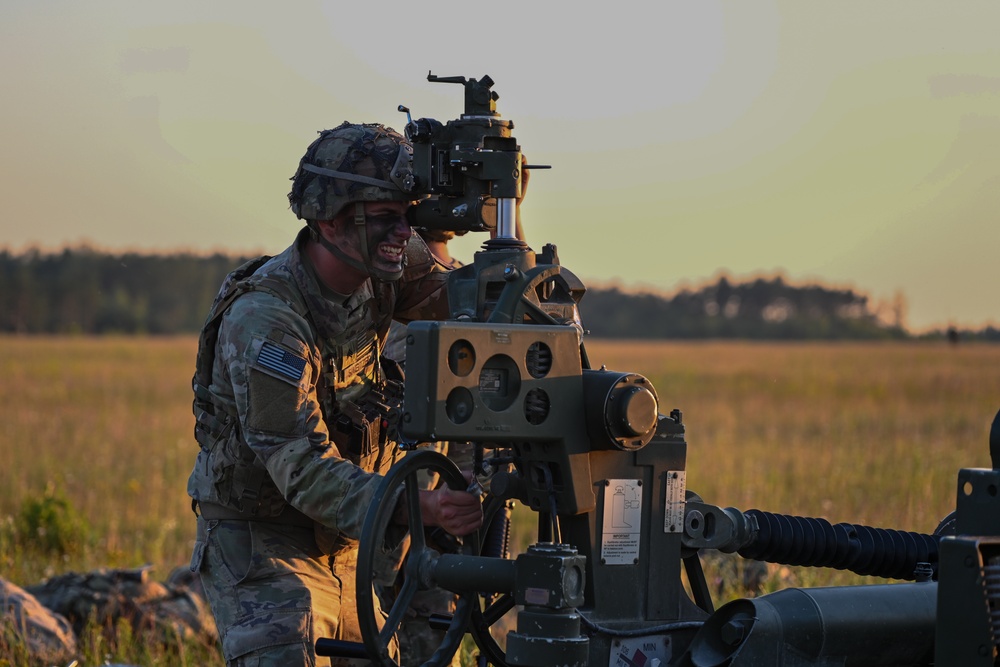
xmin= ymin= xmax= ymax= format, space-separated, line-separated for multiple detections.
xmin=578 ymin=275 xmax=908 ymax=340
xmin=0 ymin=248 xmax=255 ymax=334
xmin=0 ymin=248 xmax=990 ymax=340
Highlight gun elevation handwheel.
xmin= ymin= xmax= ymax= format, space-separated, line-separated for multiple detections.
xmin=357 ymin=450 xmax=478 ymax=667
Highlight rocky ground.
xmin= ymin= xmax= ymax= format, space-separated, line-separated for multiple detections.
xmin=1 ymin=565 xmax=216 ymax=665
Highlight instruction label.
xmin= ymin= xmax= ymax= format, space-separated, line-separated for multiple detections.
xmin=601 ymin=479 xmax=642 ymax=565
xmin=664 ymin=471 xmax=686 ymax=533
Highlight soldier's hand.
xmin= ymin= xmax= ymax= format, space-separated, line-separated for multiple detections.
xmin=419 ymin=485 xmax=484 ymax=537
xmin=519 ymin=153 xmax=530 ymax=203
xmin=515 ymin=153 xmax=529 ymax=243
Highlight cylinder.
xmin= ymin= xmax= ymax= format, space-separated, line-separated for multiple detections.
xmin=683 ymin=582 xmax=937 ymax=666
xmin=496 ymin=197 xmax=517 ymax=238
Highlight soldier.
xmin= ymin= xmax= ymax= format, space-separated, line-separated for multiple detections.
xmin=187 ymin=122 xmax=484 ymax=667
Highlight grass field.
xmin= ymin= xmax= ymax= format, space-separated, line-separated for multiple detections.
xmin=1 ymin=336 xmax=998 ymax=663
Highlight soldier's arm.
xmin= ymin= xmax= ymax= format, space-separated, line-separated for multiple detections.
xmin=392 ymin=233 xmax=452 ymax=322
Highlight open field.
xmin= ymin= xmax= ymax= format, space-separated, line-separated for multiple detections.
xmin=1 ymin=336 xmax=199 ymax=584
xmin=1 ymin=336 xmax=999 ymax=660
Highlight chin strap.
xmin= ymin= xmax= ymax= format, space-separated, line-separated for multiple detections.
xmin=312 ymin=219 xmax=368 ymax=275
xmin=354 ymin=202 xmax=373 ymax=272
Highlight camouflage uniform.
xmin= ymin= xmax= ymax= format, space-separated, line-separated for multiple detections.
xmin=187 ymin=226 xmax=449 ymax=666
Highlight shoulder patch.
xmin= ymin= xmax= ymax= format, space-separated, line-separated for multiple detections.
xmin=257 ymin=341 xmax=307 ymax=382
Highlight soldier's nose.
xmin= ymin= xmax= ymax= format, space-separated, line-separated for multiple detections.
xmin=394 ymin=219 xmax=413 ymax=240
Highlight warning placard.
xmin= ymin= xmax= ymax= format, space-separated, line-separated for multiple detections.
xmin=601 ymin=479 xmax=642 ymax=565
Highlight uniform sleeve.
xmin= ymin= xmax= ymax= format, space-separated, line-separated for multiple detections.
xmin=393 ymin=270 xmax=450 ymax=322
xmin=217 ymin=292 xmax=389 ymax=540
xmin=392 ymin=235 xmax=451 ymax=322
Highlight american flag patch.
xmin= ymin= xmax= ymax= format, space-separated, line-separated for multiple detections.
xmin=257 ymin=342 xmax=307 ymax=381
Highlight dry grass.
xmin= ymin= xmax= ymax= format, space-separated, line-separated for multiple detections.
xmin=0 ymin=336 xmax=198 ymax=583
xmin=584 ymin=339 xmax=999 ymax=528
xmin=585 ymin=339 xmax=1000 ymax=594
xmin=1 ymin=335 xmax=998 ymax=661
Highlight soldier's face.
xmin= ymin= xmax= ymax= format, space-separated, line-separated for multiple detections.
xmin=333 ymin=201 xmax=412 ymax=274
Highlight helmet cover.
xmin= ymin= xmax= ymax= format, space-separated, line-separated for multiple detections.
xmin=288 ymin=122 xmax=417 ymax=221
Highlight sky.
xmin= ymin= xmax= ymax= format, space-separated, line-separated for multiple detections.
xmin=1 ymin=1 xmax=998 ymax=332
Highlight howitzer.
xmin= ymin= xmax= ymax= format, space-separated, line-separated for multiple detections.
xmin=316 ymin=74 xmax=1000 ymax=666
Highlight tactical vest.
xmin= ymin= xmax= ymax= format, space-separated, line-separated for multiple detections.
xmin=190 ymin=254 xmax=401 ymax=521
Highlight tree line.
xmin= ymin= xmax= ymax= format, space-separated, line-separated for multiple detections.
xmin=0 ymin=247 xmax=245 ymax=335
xmin=579 ymin=276 xmax=909 ymax=340
xmin=0 ymin=247 xmax=995 ymax=341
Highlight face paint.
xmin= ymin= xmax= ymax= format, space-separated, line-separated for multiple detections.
xmin=360 ymin=202 xmax=412 ymax=276
xmin=365 ymin=212 xmax=412 ymax=274
xmin=319 ymin=201 xmax=412 ymax=281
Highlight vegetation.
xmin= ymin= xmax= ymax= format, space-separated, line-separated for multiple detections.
xmin=580 ymin=275 xmax=908 ymax=340
xmin=0 ymin=337 xmax=197 ymax=582
xmin=3 ymin=247 xmax=994 ymax=340
xmin=2 ymin=336 xmax=999 ymax=664
xmin=0 ymin=248 xmax=254 ymax=335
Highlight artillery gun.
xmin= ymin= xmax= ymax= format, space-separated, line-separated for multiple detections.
xmin=318 ymin=73 xmax=1000 ymax=666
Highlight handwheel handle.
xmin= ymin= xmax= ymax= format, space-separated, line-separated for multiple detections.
xmin=315 ymin=638 xmax=368 ymax=659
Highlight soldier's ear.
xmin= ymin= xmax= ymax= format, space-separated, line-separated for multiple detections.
xmin=313 ymin=218 xmax=343 ymax=242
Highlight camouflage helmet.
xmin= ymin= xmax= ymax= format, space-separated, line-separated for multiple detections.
xmin=288 ymin=121 xmax=417 ymax=221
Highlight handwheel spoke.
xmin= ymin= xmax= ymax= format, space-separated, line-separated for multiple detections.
xmin=379 ymin=575 xmax=417 ymax=645
xmin=482 ymin=593 xmax=515 ymax=626
xmin=404 ymin=476 xmax=427 ymax=552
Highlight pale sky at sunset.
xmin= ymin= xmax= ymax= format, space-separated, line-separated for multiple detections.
xmin=1 ymin=1 xmax=998 ymax=331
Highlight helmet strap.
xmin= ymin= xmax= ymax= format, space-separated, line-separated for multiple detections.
xmin=354 ymin=202 xmax=373 ymax=269
xmin=310 ymin=220 xmax=368 ymax=275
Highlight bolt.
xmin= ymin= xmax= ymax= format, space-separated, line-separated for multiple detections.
xmin=720 ymin=620 xmax=746 ymax=646
xmin=685 ymin=510 xmax=704 ymax=536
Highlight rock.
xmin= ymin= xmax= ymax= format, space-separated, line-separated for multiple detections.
xmin=1 ymin=576 xmax=78 ymax=664
xmin=26 ymin=565 xmax=217 ymax=645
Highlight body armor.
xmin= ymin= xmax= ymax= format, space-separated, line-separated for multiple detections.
xmin=188 ymin=234 xmax=399 ymax=523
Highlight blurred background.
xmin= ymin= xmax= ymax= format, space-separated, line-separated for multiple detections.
xmin=1 ymin=1 xmax=998 ymax=332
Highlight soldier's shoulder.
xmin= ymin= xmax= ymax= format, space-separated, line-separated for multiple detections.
xmin=221 ymin=287 xmax=312 ymax=349
xmin=402 ymin=233 xmax=435 ymax=281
